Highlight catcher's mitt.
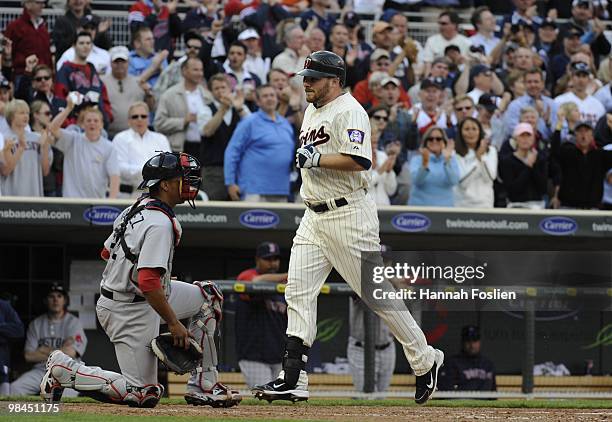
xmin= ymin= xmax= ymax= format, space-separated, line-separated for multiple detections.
xmin=151 ymin=332 xmax=202 ymax=374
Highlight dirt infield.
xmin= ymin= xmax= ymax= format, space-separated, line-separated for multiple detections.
xmin=62 ymin=403 xmax=612 ymax=421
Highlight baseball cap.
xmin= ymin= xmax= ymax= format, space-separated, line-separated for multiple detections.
xmin=421 ymin=76 xmax=445 ymax=90
xmin=372 ymin=21 xmax=393 ymax=35
xmin=48 ymin=283 xmax=68 ymax=298
xmin=471 ymin=64 xmax=492 ymax=78
xmin=572 ymin=0 xmax=592 ymax=7
xmin=432 ymin=56 xmax=451 ymax=67
xmin=343 ymin=11 xmax=360 ymax=28
xmin=380 ymin=76 xmax=400 ymax=87
xmin=571 ymin=61 xmax=591 ymax=75
xmin=0 ymin=78 xmax=10 ymax=90
xmin=574 ymin=121 xmax=594 ymax=130
xmin=109 ymin=46 xmax=129 ymax=62
xmin=461 ymin=325 xmax=480 ymax=342
xmin=370 ymin=48 xmax=390 ymax=62
xmin=478 ymin=94 xmax=497 ymax=113
xmin=79 ymin=14 xmax=100 ymax=29
xmin=513 ymin=122 xmax=534 ymax=137
xmin=256 ymin=241 xmax=280 ymax=259
xmin=380 ymin=8 xmax=400 ymax=22
xmin=565 ymin=24 xmax=585 ymax=38
xmin=238 ymin=28 xmax=260 ymax=41
xmin=540 ymin=17 xmax=557 ymax=29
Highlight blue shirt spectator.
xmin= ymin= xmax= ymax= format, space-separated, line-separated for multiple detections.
xmin=128 ymin=27 xmax=168 ymax=89
xmin=408 ymin=126 xmax=459 ymax=207
xmin=224 ymin=86 xmax=295 ymax=201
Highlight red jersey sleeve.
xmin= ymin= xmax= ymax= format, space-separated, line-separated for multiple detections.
xmin=138 ymin=267 xmax=162 ymax=292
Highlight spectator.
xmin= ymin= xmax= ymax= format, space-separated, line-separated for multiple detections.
xmin=52 ymin=0 xmax=111 ymax=60
xmin=199 ymin=73 xmax=250 ymax=200
xmin=225 ymin=84 xmax=294 ymax=202
xmin=56 ymin=15 xmax=111 ymax=76
xmin=4 ymin=0 xmax=52 ymax=79
xmin=550 ymin=120 xmax=612 ymax=209
xmin=412 ymin=77 xmax=448 ymax=136
xmin=0 ymin=79 xmax=14 ymax=134
xmin=409 ymin=126 xmax=459 ymax=207
xmin=153 ymin=32 xmax=202 ymax=100
xmin=347 ymin=244 xmax=395 ymax=394
xmin=499 ymin=70 xmax=527 ymax=111
xmin=448 ymin=95 xmax=476 ymax=137
xmin=241 ymin=0 xmax=292 ymax=60
xmin=102 ymin=46 xmax=150 ymax=139
xmin=48 ymin=96 xmax=119 ymax=198
xmin=128 ymin=27 xmax=169 ymax=90
xmin=55 ymin=32 xmax=113 ymax=128
xmin=455 ymin=64 xmax=504 ymax=105
xmin=30 ymin=100 xmax=62 ymax=197
xmin=550 ymin=25 xmax=585 ymax=84
xmin=223 ymin=41 xmax=262 ymax=109
xmin=239 ymin=28 xmax=270 ymax=85
xmin=500 ymin=0 xmax=543 ymax=30
xmin=112 ymin=102 xmax=171 ymax=198
xmin=388 ymin=11 xmax=424 ymax=71
xmin=469 ymin=6 xmax=500 ymax=56
xmin=499 ymin=123 xmax=547 ymax=208
xmin=438 ymin=325 xmax=496 ymax=392
xmin=422 ymin=11 xmax=472 ymax=76
xmin=235 ymin=242 xmax=287 ymax=388
xmin=408 ymin=56 xmax=452 ymax=101
xmin=594 ymin=58 xmax=612 ymax=112
xmin=299 ymin=0 xmax=338 ymax=36
xmin=504 ymin=68 xmax=557 ymax=140
xmin=329 ymin=23 xmax=350 ymax=61
xmin=268 ymin=68 xmax=304 ymax=128
xmin=556 ymin=101 xmax=582 ymax=139
xmin=182 ymin=0 xmax=218 ymax=34
xmin=0 ymin=297 xmax=24 ymax=396
xmin=306 ymin=28 xmax=327 ymax=55
xmin=453 ymin=117 xmax=497 ymax=208
xmin=558 ymin=0 xmax=611 ymax=65
xmin=368 ymin=106 xmax=398 ymax=206
xmin=478 ymin=94 xmax=505 ymax=149
xmin=0 ymin=100 xmax=51 ymax=197
xmin=535 ymin=18 xmax=559 ymax=69
xmin=154 ymin=57 xmax=212 ymax=156
xmin=128 ymin=0 xmax=181 ymax=53
xmin=594 ymin=112 xmax=612 ymax=147
xmin=555 ymin=62 xmax=606 ymax=127
xmin=10 ymin=284 xmax=86 ymax=396
xmin=272 ymin=25 xmax=309 ymax=89
xmin=15 ymin=63 xmax=66 ymax=117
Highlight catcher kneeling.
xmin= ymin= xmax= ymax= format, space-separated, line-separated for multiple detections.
xmin=39 ymin=152 xmax=241 ymax=408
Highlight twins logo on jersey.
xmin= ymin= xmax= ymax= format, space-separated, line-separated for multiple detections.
xmin=299 ymin=126 xmax=330 ymax=147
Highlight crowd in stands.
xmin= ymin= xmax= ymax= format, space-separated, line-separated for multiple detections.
xmin=0 ymin=0 xmax=611 ymax=209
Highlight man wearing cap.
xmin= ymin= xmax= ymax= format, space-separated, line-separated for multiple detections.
xmin=235 ymin=242 xmax=288 ymax=388
xmin=412 ymin=77 xmax=448 ymax=136
xmin=56 ymin=15 xmax=111 ymax=76
xmin=52 ymin=0 xmax=111 ymax=60
xmin=240 ymin=28 xmax=270 ymax=85
xmin=153 ymin=31 xmax=203 ymax=100
xmin=559 ymin=0 xmax=611 ymax=64
xmin=10 ymin=284 xmax=87 ymax=396
xmin=504 ymin=68 xmax=557 ymax=141
xmin=438 ymin=326 xmax=496 ymax=392
xmin=422 ymin=11 xmax=472 ymax=77
xmin=555 ymin=62 xmax=606 ymax=127
xmin=550 ymin=25 xmax=586 ymax=83
xmin=551 ymin=119 xmax=612 ymax=209
xmin=456 ymin=64 xmax=503 ymax=105
xmin=102 ymin=46 xmax=150 ymax=139
xmin=535 ymin=18 xmax=558 ymax=69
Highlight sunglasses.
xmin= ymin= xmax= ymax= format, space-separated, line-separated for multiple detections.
xmin=438 ymin=21 xmax=451 ymax=26
xmin=130 ymin=114 xmax=148 ymax=119
xmin=40 ymin=111 xmax=52 ymax=116
xmin=455 ymin=106 xmax=473 ymax=111
xmin=34 ymin=75 xmax=51 ymax=82
xmin=186 ymin=44 xmax=201 ymax=50
xmin=372 ymin=115 xmax=388 ymax=122
xmin=427 ymin=136 xmax=444 ymax=142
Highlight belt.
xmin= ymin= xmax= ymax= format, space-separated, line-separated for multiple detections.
xmin=304 ymin=197 xmax=348 ymax=213
xmin=119 ymin=184 xmax=134 ymax=194
xmin=100 ymin=287 xmax=146 ymax=303
xmin=354 ymin=341 xmax=392 ymax=350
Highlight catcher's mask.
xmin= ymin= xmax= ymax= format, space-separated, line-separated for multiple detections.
xmin=138 ymin=152 xmax=202 ymax=208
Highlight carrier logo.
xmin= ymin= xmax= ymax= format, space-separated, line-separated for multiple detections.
xmin=391 ymin=213 xmax=431 ymax=232
xmin=539 ymin=216 xmax=577 ymax=236
xmin=83 ymin=206 xmax=121 ymax=225
xmin=239 ymin=210 xmax=280 ymax=229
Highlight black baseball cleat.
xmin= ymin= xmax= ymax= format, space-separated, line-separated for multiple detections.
xmin=252 ymin=374 xmax=309 ymax=403
xmin=415 ymin=349 xmax=444 ymax=405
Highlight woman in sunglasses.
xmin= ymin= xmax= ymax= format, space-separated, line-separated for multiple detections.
xmin=408 ymin=126 xmax=459 ymax=207
xmin=453 ymin=117 xmax=497 ymax=208
xmin=368 ymin=105 xmax=398 ymax=206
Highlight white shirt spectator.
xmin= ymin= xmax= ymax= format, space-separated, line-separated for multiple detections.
xmin=454 ymin=147 xmax=497 ymax=208
xmin=112 ymin=128 xmax=172 ymax=190
xmin=594 ymin=84 xmax=612 ymax=112
xmin=244 ymin=53 xmax=271 ymax=84
xmin=369 ymin=149 xmax=397 ymax=206
xmin=469 ymin=33 xmax=500 ymax=56
xmin=56 ymin=45 xmax=111 ymax=75
xmin=422 ymin=33 xmax=472 ymax=63
xmin=554 ymin=92 xmax=606 ymax=128
xmin=185 ymin=89 xmax=207 ymax=142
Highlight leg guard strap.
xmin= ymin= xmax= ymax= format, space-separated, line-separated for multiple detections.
xmin=283 ymin=336 xmax=309 ymax=387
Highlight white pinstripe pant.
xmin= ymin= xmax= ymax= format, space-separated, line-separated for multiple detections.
xmin=286 ymin=190 xmax=436 ymax=376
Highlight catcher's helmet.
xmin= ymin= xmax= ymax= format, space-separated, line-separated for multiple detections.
xmin=138 ymin=152 xmax=202 ymax=206
xmin=297 ymin=50 xmax=346 ymax=87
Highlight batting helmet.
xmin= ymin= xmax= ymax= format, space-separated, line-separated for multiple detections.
xmin=138 ymin=152 xmax=202 ymax=205
xmin=297 ymin=50 xmax=346 ymax=87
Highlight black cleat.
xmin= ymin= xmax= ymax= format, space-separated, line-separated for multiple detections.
xmin=415 ymin=349 xmax=444 ymax=405
xmin=252 ymin=377 xmax=309 ymax=403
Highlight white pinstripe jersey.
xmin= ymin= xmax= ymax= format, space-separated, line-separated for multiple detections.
xmin=299 ymin=92 xmax=372 ymax=203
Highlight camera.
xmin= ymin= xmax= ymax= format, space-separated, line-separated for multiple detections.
xmin=470 ymin=45 xmax=485 ymax=55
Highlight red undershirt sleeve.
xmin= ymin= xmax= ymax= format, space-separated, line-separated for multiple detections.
xmin=138 ymin=268 xmax=163 ymax=293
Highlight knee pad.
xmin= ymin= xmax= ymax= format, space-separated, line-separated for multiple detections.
xmin=193 ymin=280 xmax=224 ymax=322
xmin=283 ymin=336 xmax=309 ymax=387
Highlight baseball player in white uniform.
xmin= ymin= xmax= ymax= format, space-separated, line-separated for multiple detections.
xmin=252 ymin=51 xmax=443 ymax=405
xmin=40 ymin=152 xmax=241 ymax=408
